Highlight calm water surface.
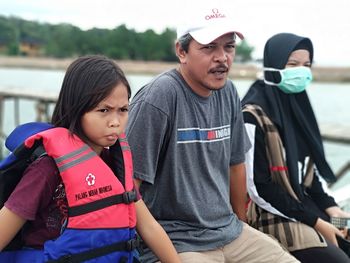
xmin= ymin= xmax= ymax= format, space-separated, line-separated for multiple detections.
xmin=0 ymin=67 xmax=349 ymax=201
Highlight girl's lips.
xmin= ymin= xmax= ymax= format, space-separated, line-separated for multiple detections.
xmin=106 ymin=134 xmax=118 ymax=141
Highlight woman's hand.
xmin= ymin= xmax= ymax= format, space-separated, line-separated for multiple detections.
xmin=326 ymin=206 xmax=350 ymax=218
xmin=315 ymin=218 xmax=344 ymax=246
xmin=325 ymin=206 xmax=350 ymax=239
xmin=340 ymin=228 xmax=349 ymax=240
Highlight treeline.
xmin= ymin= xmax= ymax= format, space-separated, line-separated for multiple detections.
xmin=0 ymin=15 xmax=254 ymax=62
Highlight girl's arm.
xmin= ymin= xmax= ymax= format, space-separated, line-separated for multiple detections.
xmin=135 ymin=199 xmax=181 ymax=263
xmin=0 ymin=206 xmax=26 ymax=251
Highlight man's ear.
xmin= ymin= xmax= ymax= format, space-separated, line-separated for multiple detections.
xmin=175 ymin=42 xmax=187 ymax=64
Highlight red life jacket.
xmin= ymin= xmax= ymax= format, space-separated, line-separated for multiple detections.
xmin=1 ymin=127 xmax=139 ymax=263
xmin=25 ymin=127 xmax=137 ymax=229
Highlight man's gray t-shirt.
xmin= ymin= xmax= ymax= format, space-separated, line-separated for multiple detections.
xmin=127 ymin=69 xmax=251 ymax=262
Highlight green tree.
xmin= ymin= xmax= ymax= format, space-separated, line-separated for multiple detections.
xmin=45 ymin=24 xmax=82 ymax=57
xmin=236 ymin=40 xmax=254 ymax=62
xmin=0 ymin=16 xmax=18 ymax=55
xmin=0 ymin=15 xmax=255 ymax=62
xmin=107 ymin=24 xmax=135 ymax=59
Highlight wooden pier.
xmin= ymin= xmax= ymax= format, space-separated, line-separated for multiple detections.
xmin=0 ymin=87 xmax=57 ymax=154
xmin=319 ymin=123 xmax=350 ymax=145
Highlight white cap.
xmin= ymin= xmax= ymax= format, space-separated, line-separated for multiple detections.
xmin=176 ymin=6 xmax=244 ymax=45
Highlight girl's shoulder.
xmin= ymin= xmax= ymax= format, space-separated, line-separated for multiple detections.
xmin=25 ymin=155 xmax=58 ymax=174
xmin=5 ymin=155 xmax=61 ymax=220
xmin=22 ymin=155 xmax=60 ymax=191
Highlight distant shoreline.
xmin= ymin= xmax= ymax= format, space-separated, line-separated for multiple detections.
xmin=0 ymin=56 xmax=349 ymax=82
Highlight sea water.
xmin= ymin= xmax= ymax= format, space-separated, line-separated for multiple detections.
xmin=0 ymin=67 xmax=349 ymax=201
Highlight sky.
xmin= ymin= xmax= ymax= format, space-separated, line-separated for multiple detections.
xmin=1 ymin=0 xmax=349 ymax=66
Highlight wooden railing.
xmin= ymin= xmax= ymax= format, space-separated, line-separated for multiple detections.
xmin=0 ymin=88 xmax=57 ymax=156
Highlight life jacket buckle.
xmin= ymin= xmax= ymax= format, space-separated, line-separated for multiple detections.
xmin=122 ymin=190 xmax=136 ymax=204
xmin=61 ymin=254 xmax=73 ymax=263
xmin=126 ymin=238 xmax=140 ymax=251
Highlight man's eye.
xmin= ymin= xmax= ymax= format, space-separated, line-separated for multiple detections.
xmin=98 ymin=109 xmax=108 ymax=113
xmin=203 ymin=45 xmax=214 ymax=49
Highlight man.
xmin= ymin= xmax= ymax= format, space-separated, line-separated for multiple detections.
xmin=127 ymin=5 xmax=299 ymax=263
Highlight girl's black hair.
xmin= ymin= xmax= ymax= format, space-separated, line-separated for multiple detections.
xmin=51 ymin=55 xmax=131 ymax=142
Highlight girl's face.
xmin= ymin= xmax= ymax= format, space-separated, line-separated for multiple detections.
xmin=81 ymin=83 xmax=129 ymax=155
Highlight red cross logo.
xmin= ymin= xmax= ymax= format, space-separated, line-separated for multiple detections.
xmin=86 ymin=173 xmax=96 ymax=186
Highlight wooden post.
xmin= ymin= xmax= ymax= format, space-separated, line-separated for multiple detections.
xmin=0 ymin=95 xmax=4 ymax=159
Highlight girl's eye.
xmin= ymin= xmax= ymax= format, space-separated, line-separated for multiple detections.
xmin=121 ymin=107 xmax=129 ymax=112
xmin=98 ymin=109 xmax=108 ymax=113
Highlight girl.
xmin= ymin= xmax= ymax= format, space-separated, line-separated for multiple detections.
xmin=0 ymin=55 xmax=181 ymax=262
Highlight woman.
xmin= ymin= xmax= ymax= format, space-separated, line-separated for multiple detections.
xmin=242 ymin=33 xmax=350 ymax=262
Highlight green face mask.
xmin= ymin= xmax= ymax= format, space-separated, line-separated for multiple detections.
xmin=263 ymin=66 xmax=313 ymax=94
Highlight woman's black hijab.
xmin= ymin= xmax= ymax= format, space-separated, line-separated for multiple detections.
xmin=242 ymin=33 xmax=336 ymax=198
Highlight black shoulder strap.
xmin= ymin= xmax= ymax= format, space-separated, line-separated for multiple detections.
xmin=0 ymin=143 xmax=46 ymax=206
xmin=0 ymin=142 xmax=46 ymax=251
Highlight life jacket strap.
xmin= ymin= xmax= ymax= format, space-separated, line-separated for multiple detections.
xmin=46 ymin=238 xmax=140 ymax=263
xmin=68 ymin=189 xmax=137 ymax=217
